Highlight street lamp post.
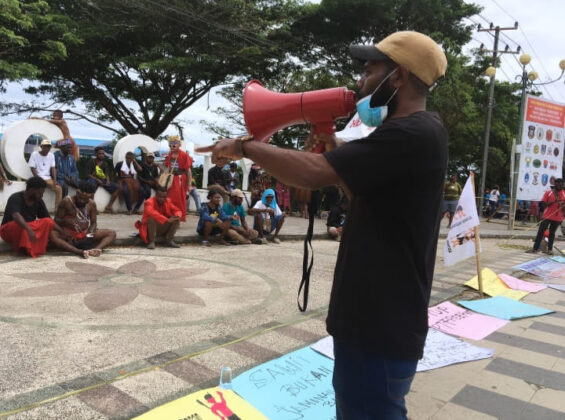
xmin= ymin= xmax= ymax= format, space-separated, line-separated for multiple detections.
xmin=508 ymin=56 xmax=565 ymax=230
xmin=478 ymin=65 xmax=497 ymax=213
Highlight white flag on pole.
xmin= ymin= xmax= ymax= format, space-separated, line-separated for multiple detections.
xmin=444 ymin=176 xmax=481 ymax=266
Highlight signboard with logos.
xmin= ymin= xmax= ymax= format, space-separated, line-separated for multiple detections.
xmin=517 ymin=95 xmax=565 ymax=200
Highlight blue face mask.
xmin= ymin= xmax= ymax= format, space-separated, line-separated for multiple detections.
xmin=355 ymin=67 xmax=398 ymax=127
xmin=356 ymin=97 xmax=387 ymax=127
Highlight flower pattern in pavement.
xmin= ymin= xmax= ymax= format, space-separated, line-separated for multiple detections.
xmin=8 ymin=260 xmax=232 ymax=312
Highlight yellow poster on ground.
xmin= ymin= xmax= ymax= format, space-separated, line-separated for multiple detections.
xmin=464 ymin=268 xmax=529 ymax=300
xmin=133 ymin=386 xmax=268 ymax=420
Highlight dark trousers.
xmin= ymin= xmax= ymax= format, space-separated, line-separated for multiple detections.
xmin=533 ymin=219 xmax=561 ymax=251
xmin=146 ymin=217 xmax=179 ymax=243
xmin=332 ymin=338 xmax=417 ymax=420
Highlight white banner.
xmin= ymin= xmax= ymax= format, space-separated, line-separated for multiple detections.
xmin=335 ymin=112 xmax=376 ymax=141
xmin=517 ymin=95 xmax=565 ymax=200
xmin=444 ymin=176 xmax=480 ymax=266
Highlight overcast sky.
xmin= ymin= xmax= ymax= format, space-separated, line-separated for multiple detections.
xmin=1 ymin=0 xmax=564 ymax=142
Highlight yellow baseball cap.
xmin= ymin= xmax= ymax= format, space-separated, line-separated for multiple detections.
xmin=349 ymin=31 xmax=447 ymax=87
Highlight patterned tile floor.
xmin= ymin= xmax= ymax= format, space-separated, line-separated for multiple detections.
xmin=0 ymin=237 xmax=564 ymax=419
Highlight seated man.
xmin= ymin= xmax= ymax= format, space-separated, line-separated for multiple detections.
xmin=28 ymin=138 xmax=63 ymax=211
xmin=207 ymin=163 xmax=230 ymax=204
xmin=138 ymin=152 xmax=160 ymax=201
xmin=248 ymin=188 xmax=285 ymax=244
xmin=136 ymin=186 xmax=182 ymax=249
xmin=327 ymin=199 xmax=348 ymax=241
xmin=54 ymin=139 xmax=80 ymax=198
xmin=50 ymin=181 xmax=117 ymax=258
xmin=222 ymin=189 xmax=261 ymax=244
xmin=86 ymin=146 xmax=121 ymax=213
xmin=197 ymin=191 xmax=231 ymax=246
xmin=0 ymin=176 xmax=65 ymax=257
xmin=114 ymin=151 xmax=144 ymax=214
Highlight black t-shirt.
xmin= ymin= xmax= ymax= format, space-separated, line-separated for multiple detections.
xmin=139 ymin=162 xmax=160 ymax=184
xmin=324 ymin=111 xmax=448 ymax=360
xmin=2 ymin=191 xmax=50 ymax=225
xmin=208 ymin=166 xmax=228 ymax=188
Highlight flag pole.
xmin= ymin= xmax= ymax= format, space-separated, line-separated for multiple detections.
xmin=471 ymin=172 xmax=484 ymax=297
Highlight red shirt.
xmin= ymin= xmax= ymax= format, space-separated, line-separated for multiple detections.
xmin=541 ymin=189 xmax=565 ymax=222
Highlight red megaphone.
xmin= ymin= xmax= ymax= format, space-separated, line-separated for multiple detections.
xmin=243 ymin=80 xmax=356 ymax=153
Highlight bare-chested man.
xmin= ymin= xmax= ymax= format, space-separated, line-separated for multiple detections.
xmin=50 ymin=180 xmax=116 ymax=258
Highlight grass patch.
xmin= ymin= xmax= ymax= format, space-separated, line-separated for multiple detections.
xmin=498 ymin=243 xmax=530 ymax=250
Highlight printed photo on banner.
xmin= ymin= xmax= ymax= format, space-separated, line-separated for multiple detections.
xmin=517 ymin=95 xmax=565 ymax=201
xmin=444 ymin=175 xmax=480 ymax=266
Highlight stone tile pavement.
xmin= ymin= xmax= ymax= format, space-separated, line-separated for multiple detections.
xmin=0 ymin=213 xmax=564 ymax=419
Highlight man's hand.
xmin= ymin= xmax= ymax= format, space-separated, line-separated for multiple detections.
xmin=195 ymin=139 xmax=241 ymax=167
xmin=266 ymin=208 xmax=275 ymax=216
xmin=232 ymin=214 xmax=240 ymax=221
xmin=168 ymin=216 xmax=180 ymax=223
xmin=304 ymin=132 xmax=339 ymax=152
xmin=27 ymin=228 xmax=37 ymax=243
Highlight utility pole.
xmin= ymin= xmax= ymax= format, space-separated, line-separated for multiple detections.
xmin=477 ymin=23 xmax=519 ymax=215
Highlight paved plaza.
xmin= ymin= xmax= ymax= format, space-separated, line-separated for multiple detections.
xmin=0 ymin=214 xmax=564 ymax=419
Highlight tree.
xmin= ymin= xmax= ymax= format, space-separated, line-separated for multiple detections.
xmin=0 ymin=0 xmax=76 ymax=87
xmin=18 ymin=0 xmax=309 ymax=137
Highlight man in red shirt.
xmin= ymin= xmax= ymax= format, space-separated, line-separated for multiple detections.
xmin=527 ymin=178 xmax=565 ymax=255
xmin=136 ymin=187 xmax=182 ymax=249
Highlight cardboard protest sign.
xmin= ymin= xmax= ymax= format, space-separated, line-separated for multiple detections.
xmin=444 ymin=176 xmax=480 ymax=266
xmin=514 ymin=257 xmax=565 ymax=278
xmin=233 ymin=346 xmax=335 ymax=420
xmin=417 ymin=329 xmax=494 ymax=372
xmin=428 ymin=301 xmax=508 ymax=341
xmin=464 ymin=268 xmax=529 ymax=300
xmin=311 ymin=334 xmax=494 ymax=373
xmin=133 ymin=387 xmax=267 ymax=420
xmin=458 ymin=296 xmax=554 ymax=320
xmin=497 ymin=273 xmax=547 ymax=293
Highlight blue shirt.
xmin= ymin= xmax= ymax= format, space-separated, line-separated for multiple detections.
xmin=222 ymin=202 xmax=246 ymax=227
xmin=197 ymin=202 xmax=230 ymax=232
xmin=54 ymin=151 xmax=79 ymax=185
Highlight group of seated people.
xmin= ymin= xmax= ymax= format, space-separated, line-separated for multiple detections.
xmin=28 ymin=139 xmax=162 ymax=215
xmin=196 ymin=188 xmax=285 ymax=246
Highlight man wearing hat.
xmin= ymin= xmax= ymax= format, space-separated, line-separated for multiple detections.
xmin=138 ymin=152 xmax=161 ymax=202
xmin=28 ymin=138 xmax=63 ymax=211
xmin=54 ymin=138 xmax=80 ymax=198
xmin=222 ymin=189 xmax=261 ymax=244
xmin=198 ymin=31 xmax=448 ymax=419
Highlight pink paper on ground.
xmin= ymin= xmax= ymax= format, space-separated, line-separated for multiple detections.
xmin=497 ymin=273 xmax=547 ymax=293
xmin=428 ymin=302 xmax=508 ymax=341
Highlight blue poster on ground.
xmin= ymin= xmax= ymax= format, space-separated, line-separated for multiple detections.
xmin=458 ymin=296 xmax=554 ymax=320
xmin=233 ymin=346 xmax=336 ymax=420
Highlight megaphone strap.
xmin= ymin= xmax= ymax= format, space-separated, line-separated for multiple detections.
xmin=297 ymin=191 xmax=319 ymax=312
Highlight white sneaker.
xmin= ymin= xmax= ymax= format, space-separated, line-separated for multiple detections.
xmin=271 ymin=237 xmax=281 ymax=244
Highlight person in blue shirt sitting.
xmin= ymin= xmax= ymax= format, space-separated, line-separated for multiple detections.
xmin=222 ymin=189 xmax=262 ymax=245
xmin=197 ymin=190 xmax=231 ymax=246
xmin=54 ymin=139 xmax=79 ymax=198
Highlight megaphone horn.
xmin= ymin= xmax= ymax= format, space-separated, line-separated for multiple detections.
xmin=243 ymin=80 xmax=355 ymax=152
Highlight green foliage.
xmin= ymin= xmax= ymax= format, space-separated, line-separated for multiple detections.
xmin=0 ymin=0 xmax=76 ymax=86
xmin=23 ymin=0 xmax=309 ymax=138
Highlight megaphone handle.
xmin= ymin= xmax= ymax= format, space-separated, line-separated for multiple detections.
xmin=310 ymin=122 xmax=336 ymax=154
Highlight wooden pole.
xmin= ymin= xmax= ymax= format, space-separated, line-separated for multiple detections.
xmin=471 ymin=172 xmax=484 ymax=297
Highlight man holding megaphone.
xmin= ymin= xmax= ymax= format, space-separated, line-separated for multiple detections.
xmin=197 ymin=31 xmax=448 ymax=420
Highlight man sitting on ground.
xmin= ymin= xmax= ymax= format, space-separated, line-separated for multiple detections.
xmin=197 ymin=191 xmax=231 ymax=246
xmin=136 ymin=187 xmax=182 ymax=249
xmin=327 ymin=199 xmax=348 ymax=241
xmin=222 ymin=189 xmax=261 ymax=244
xmin=248 ymin=188 xmax=285 ymax=244
xmin=0 ymin=177 xmax=66 ymax=257
xmin=50 ymin=181 xmax=117 ymax=258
